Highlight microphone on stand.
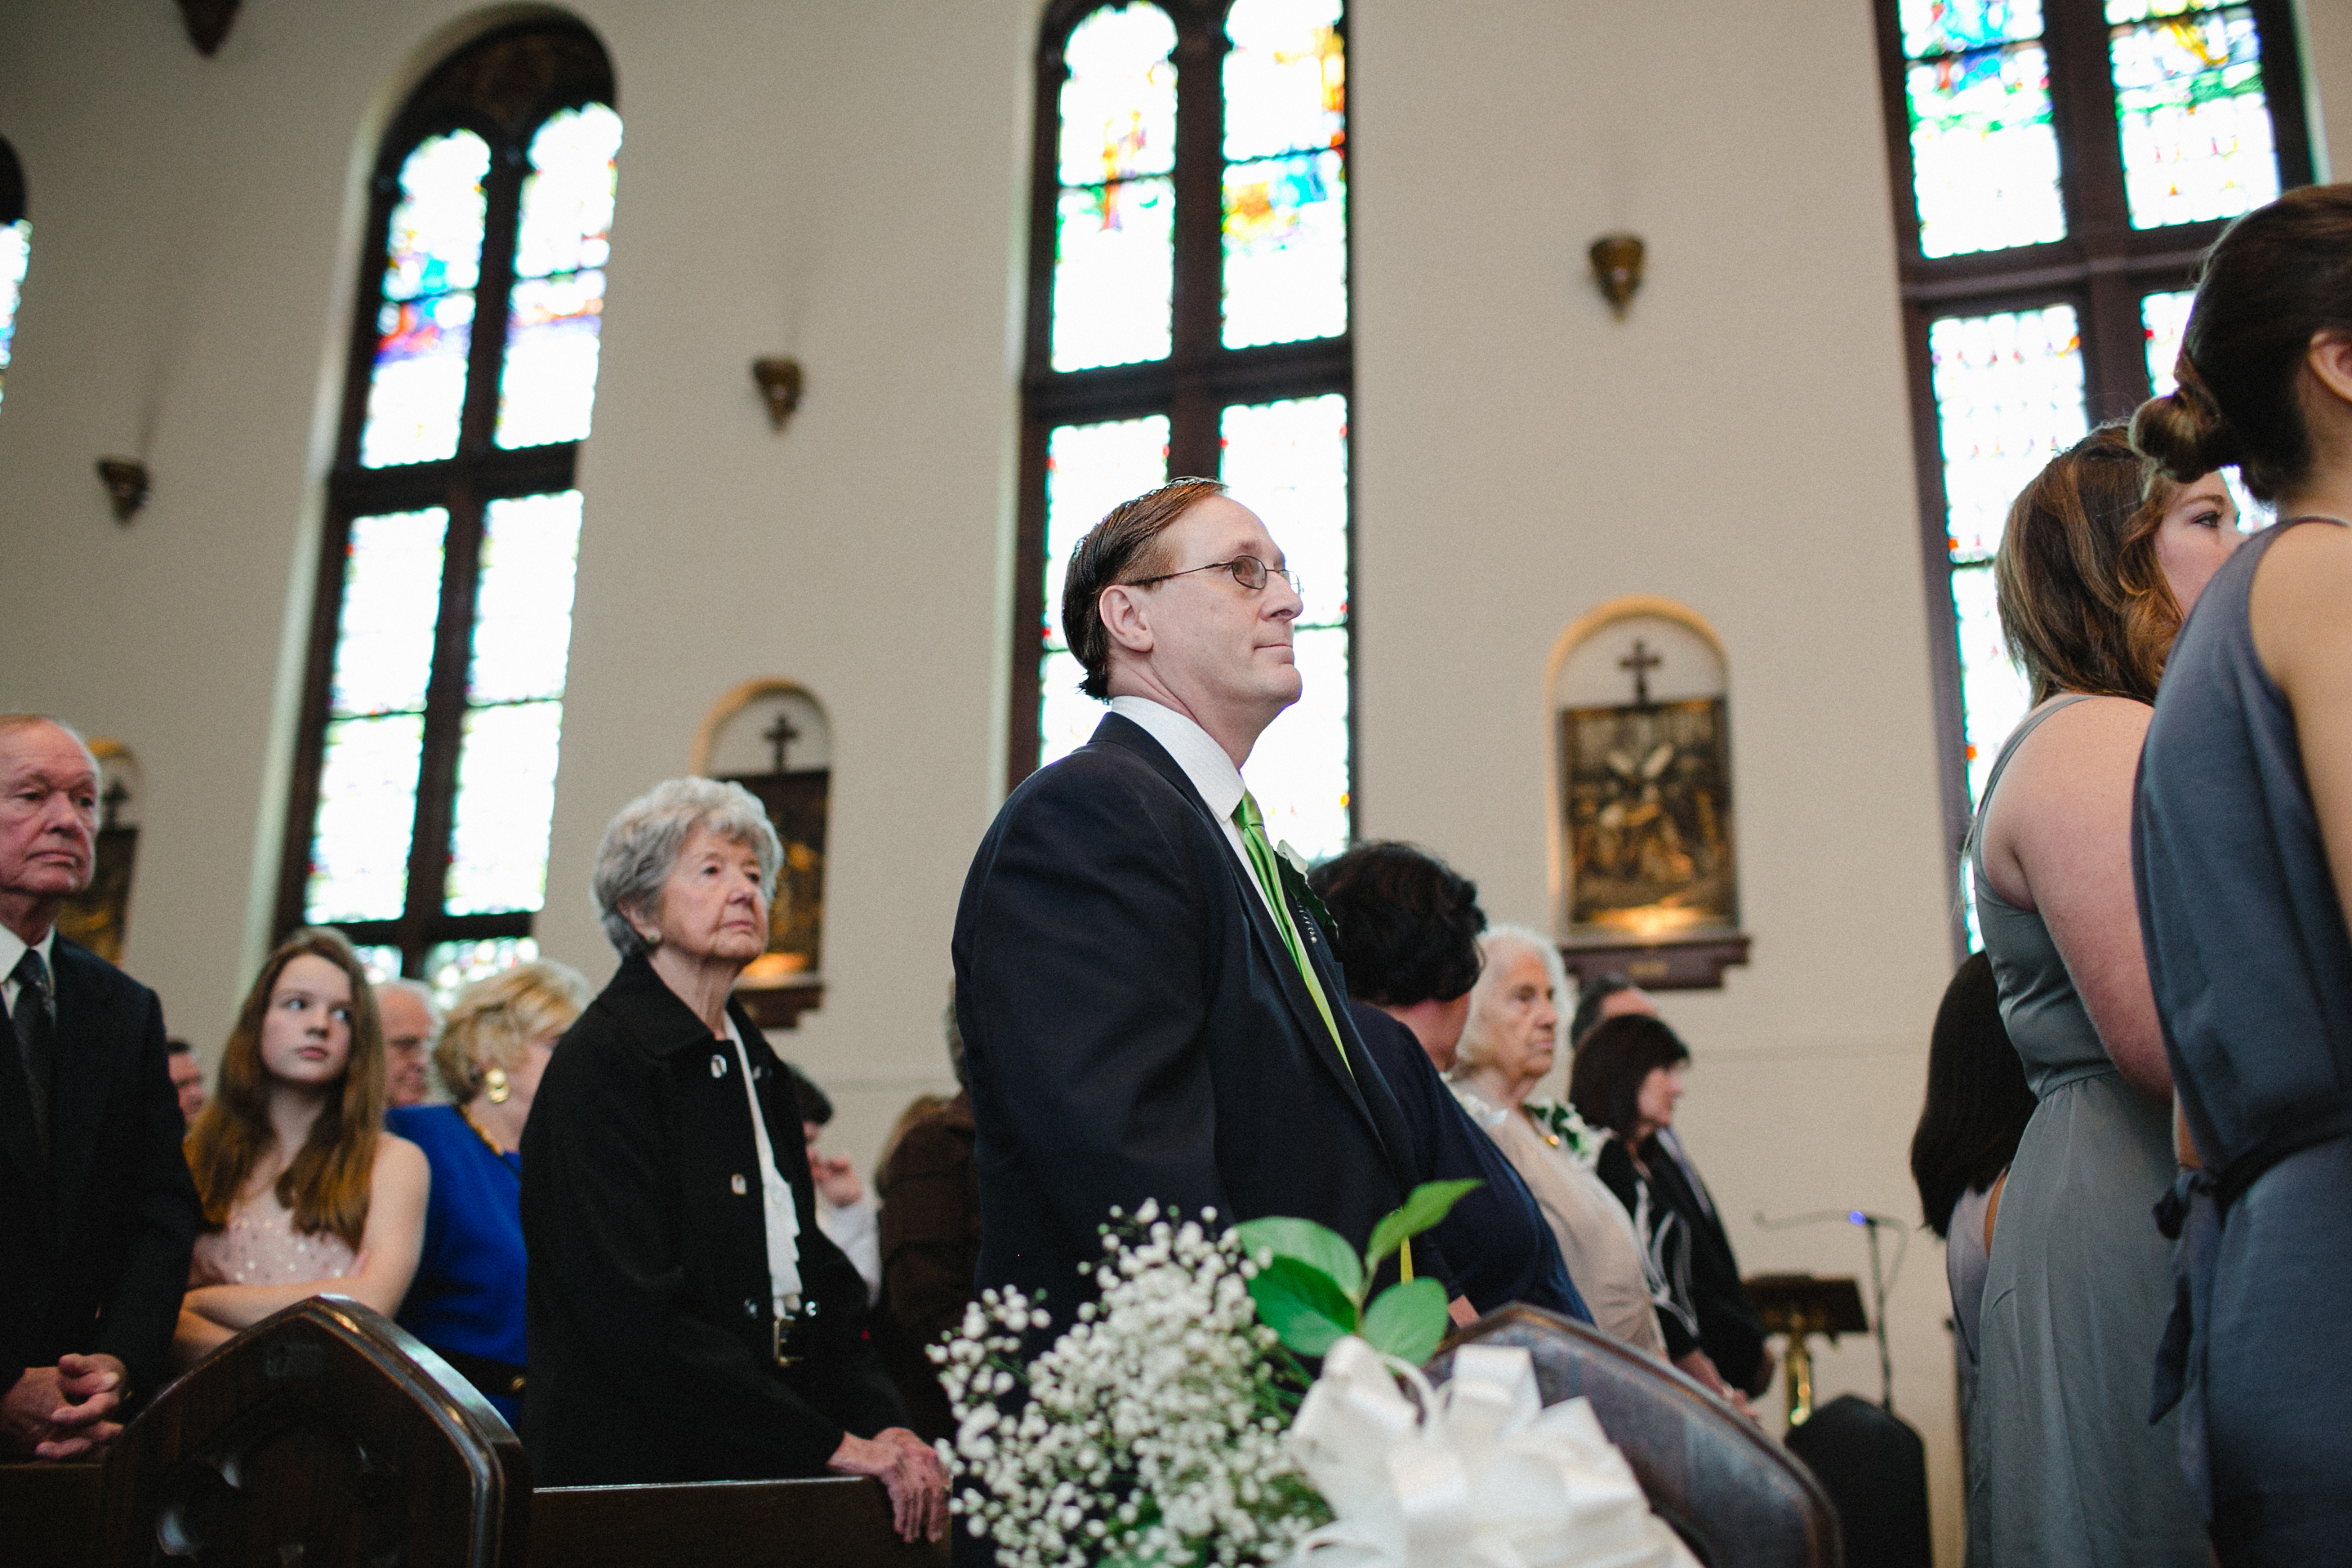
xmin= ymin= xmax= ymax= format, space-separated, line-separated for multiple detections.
xmin=1753 ymin=1208 xmax=1910 ymax=1412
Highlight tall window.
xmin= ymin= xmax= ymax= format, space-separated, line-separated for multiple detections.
xmin=277 ymin=20 xmax=619 ymax=992
xmin=0 ymin=136 xmax=29 ymax=412
xmin=1873 ymin=0 xmax=2311 ymax=928
xmin=1015 ymin=0 xmax=1355 ymax=859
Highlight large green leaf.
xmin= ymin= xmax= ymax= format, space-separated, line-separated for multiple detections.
xmin=1363 ymin=1179 xmax=1482 ymax=1278
xmin=1234 ymin=1216 xmax=1365 ymax=1303
xmin=1246 ymin=1255 xmax=1360 ymax=1358
xmin=1359 ymin=1276 xmax=1449 ymax=1365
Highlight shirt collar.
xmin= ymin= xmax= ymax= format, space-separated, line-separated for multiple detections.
xmin=1107 ymin=695 xmax=1247 ymax=824
xmin=0 ymin=923 xmax=53 ymax=987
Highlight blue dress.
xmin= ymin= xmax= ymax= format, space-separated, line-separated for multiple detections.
xmin=1343 ymin=1001 xmax=1589 ymax=1322
xmin=388 ymin=1104 xmax=528 ymax=1426
xmin=2136 ymin=518 xmax=2352 ymax=1564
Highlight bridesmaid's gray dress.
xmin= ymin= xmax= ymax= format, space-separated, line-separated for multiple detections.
xmin=2136 ymin=517 xmax=2352 ymax=1564
xmin=1964 ymin=695 xmax=2206 ymax=1568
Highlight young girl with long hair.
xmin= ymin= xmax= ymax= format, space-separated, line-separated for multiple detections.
xmin=171 ymin=929 xmax=428 ymax=1370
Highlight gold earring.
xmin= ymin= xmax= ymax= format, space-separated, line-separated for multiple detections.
xmin=483 ymin=1067 xmax=510 ymax=1105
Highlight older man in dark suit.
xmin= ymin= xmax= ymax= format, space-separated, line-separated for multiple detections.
xmin=0 ymin=715 xmax=200 ymax=1460
xmin=953 ymin=479 xmax=1416 ymax=1334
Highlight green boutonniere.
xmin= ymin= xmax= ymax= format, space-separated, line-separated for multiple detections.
xmin=1523 ymin=1097 xmax=1606 ymax=1165
xmin=1276 ymin=840 xmax=1337 ymax=935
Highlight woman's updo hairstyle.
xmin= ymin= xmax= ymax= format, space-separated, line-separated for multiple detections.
xmin=2132 ymin=184 xmax=2352 ymax=501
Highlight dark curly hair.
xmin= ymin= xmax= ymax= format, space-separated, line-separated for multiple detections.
xmin=1909 ymin=952 xmax=2035 ymax=1238
xmin=1568 ymin=1013 xmax=1690 ymax=1141
xmin=1306 ymin=841 xmax=1486 ymax=1007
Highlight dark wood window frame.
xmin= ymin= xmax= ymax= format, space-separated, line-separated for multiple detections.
xmin=274 ymin=20 xmax=615 ymax=972
xmin=1870 ymin=0 xmax=2314 ymax=950
xmin=1008 ymin=0 xmax=1357 ymax=801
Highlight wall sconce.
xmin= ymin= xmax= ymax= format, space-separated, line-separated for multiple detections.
xmin=96 ymin=458 xmax=149 ymax=523
xmin=751 ymin=358 xmax=805 ymax=433
xmin=176 ymin=0 xmax=239 ymax=56
xmin=1588 ymin=234 xmax=1646 ymax=318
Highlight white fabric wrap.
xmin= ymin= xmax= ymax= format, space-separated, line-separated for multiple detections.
xmin=726 ymin=1018 xmax=804 ymax=1309
xmin=1281 ymin=1338 xmax=1700 ymax=1568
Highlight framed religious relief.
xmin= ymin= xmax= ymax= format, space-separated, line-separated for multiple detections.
xmin=1559 ymin=695 xmax=1735 ymax=935
xmin=1547 ymin=600 xmax=1749 ymax=990
xmin=690 ymin=679 xmax=831 ymax=1029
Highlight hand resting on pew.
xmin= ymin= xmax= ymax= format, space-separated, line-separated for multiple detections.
xmin=1 ymin=1351 xmax=128 ymax=1460
xmin=826 ymin=1426 xmax=951 ymax=1543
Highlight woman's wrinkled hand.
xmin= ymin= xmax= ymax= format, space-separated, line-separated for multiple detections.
xmin=827 ymin=1427 xmax=949 ymax=1543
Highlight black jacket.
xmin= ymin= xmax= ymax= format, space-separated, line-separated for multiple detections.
xmin=519 ymin=955 xmax=902 ymax=1484
xmin=951 ymin=713 xmax=1416 ymax=1332
xmin=0 ymin=937 xmax=200 ymax=1402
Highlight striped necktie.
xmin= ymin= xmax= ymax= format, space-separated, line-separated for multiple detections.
xmin=1232 ymin=792 xmax=1351 ymax=1080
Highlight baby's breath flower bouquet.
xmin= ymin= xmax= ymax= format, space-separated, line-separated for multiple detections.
xmin=932 ymin=1183 xmax=1477 ymax=1568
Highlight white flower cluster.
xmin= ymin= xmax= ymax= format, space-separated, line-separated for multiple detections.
xmin=931 ymin=1200 xmax=1331 ymax=1568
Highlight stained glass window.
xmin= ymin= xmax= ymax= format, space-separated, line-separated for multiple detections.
xmin=1051 ymin=5 xmax=1178 ymax=372
xmin=2109 ymin=4 xmax=2278 ymax=228
xmin=1876 ymin=0 xmax=2307 ymax=947
xmin=1899 ymin=1 xmax=2065 ymax=257
xmin=1223 ymin=394 xmax=1351 ymax=860
xmin=1021 ymin=2 xmax=1354 ymax=845
xmin=283 ymin=20 xmax=616 ymax=982
xmin=2 ymin=138 xmax=30 ymax=413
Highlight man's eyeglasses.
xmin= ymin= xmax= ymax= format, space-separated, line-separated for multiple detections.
xmin=1125 ymin=555 xmax=1302 ymax=595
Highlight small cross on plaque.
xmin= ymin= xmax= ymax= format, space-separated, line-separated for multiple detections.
xmin=1619 ymin=639 xmax=1663 ymax=707
xmin=762 ymin=710 xmax=802 ymax=775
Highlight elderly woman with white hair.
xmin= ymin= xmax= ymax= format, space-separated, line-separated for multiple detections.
xmin=1448 ymin=926 xmax=1668 ymax=1361
xmin=519 ymin=777 xmax=945 ymax=1542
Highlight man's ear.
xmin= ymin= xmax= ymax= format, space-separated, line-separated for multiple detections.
xmin=1098 ymin=583 xmax=1156 ymax=658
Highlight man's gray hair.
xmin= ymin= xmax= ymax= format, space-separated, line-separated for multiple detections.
xmin=592 ymin=776 xmax=783 ymax=957
xmin=1451 ymin=924 xmax=1574 ymax=1076
xmin=376 ymin=977 xmax=444 ymax=1034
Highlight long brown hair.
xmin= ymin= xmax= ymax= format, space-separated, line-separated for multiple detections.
xmin=2133 ymin=184 xmax=2352 ymax=501
xmin=185 ymin=928 xmax=385 ymax=1247
xmin=1994 ymin=425 xmax=2186 ymax=706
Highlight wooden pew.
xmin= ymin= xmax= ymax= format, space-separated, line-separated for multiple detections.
xmin=1431 ymin=1304 xmax=1844 ymax=1568
xmin=0 ymin=1298 xmax=940 ymax=1568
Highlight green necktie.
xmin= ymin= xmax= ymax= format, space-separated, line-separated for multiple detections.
xmin=1233 ymin=791 xmax=1352 ymax=1080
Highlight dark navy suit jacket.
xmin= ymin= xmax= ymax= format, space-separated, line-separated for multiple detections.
xmin=952 ymin=713 xmax=1416 ymax=1330
xmin=0 ymin=937 xmax=199 ymax=1402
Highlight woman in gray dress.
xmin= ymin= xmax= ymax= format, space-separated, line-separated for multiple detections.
xmin=2132 ymin=185 xmax=2352 ymax=1566
xmin=1966 ymin=424 xmax=2240 ymax=1567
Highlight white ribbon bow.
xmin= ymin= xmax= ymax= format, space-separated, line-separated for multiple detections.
xmin=1281 ymin=1338 xmax=1700 ymax=1568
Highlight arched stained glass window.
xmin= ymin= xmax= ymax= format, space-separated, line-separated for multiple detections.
xmin=0 ymin=136 xmax=29 ymax=412
xmin=1018 ymin=0 xmax=1354 ymax=861
xmin=1873 ymin=0 xmax=2310 ymax=942
xmin=278 ymin=20 xmax=617 ymax=993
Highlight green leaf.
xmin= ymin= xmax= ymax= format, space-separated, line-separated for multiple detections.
xmin=1246 ymin=1255 xmax=1360 ymax=1358
xmin=1360 ymin=1276 xmax=1450 ymax=1365
xmin=1363 ymin=1178 xmax=1483 ymax=1277
xmin=1234 ymin=1216 xmax=1365 ymax=1303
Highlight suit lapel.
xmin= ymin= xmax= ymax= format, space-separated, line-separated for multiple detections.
xmin=1090 ymin=715 xmax=1388 ymax=1143
xmin=46 ymin=942 xmax=113 ymax=1241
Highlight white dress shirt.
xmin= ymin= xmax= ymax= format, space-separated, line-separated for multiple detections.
xmin=0 ymin=922 xmax=56 ymax=1022
xmin=1106 ymin=695 xmax=1281 ymax=924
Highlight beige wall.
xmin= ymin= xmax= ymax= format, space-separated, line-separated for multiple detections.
xmin=4 ymin=2 xmax=2343 ymax=1560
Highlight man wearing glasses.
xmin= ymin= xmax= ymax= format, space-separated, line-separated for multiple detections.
xmin=952 ymin=479 xmax=1414 ymax=1339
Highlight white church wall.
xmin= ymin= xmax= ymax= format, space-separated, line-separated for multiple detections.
xmin=2 ymin=3 xmax=2342 ymax=1561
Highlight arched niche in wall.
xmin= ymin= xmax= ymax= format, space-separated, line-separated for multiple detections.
xmin=1544 ymin=598 xmax=1749 ymax=991
xmin=57 ymin=740 xmax=144 ymax=963
xmin=689 ymin=680 xmax=831 ymax=1030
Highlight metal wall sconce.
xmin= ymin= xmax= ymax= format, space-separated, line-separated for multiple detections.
xmin=176 ymin=0 xmax=239 ymax=56
xmin=751 ymin=358 xmax=805 ymax=433
xmin=96 ymin=458 xmax=149 ymax=523
xmin=1589 ymin=234 xmax=1646 ymax=318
